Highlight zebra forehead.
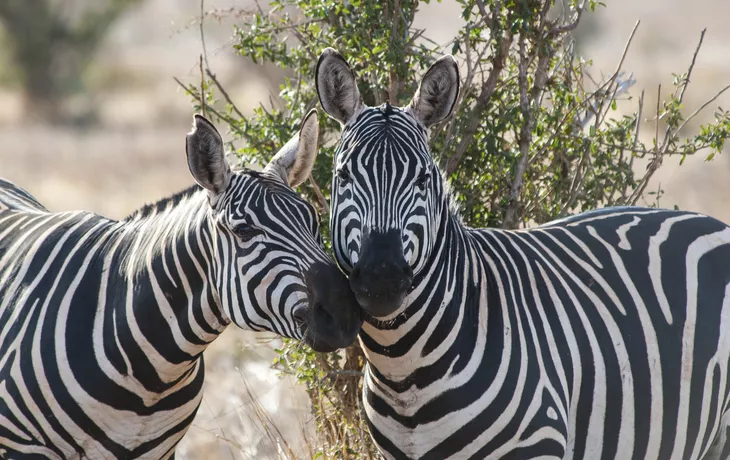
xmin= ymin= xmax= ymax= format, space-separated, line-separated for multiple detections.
xmin=338 ymin=106 xmax=431 ymax=166
xmin=223 ymin=172 xmax=316 ymax=217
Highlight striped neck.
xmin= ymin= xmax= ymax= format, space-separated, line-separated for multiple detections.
xmin=359 ymin=200 xmax=484 ymax=382
xmin=103 ymin=188 xmax=228 ymax=396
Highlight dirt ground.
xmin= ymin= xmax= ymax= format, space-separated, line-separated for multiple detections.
xmin=1 ymin=0 xmax=729 ymax=458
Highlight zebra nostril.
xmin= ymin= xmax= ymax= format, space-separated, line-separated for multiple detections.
xmin=293 ymin=305 xmax=308 ymax=326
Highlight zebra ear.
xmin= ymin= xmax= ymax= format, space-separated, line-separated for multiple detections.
xmin=185 ymin=114 xmax=232 ymax=199
xmin=316 ymin=48 xmax=363 ymax=125
xmin=263 ymin=109 xmax=319 ymax=188
xmin=406 ymin=55 xmax=460 ymax=128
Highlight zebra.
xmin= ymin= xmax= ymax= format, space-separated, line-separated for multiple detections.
xmin=315 ymin=47 xmax=730 ymax=459
xmin=0 ymin=109 xmax=362 ymax=459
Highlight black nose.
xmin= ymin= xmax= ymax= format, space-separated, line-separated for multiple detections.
xmin=348 ymin=229 xmax=413 ymax=318
xmin=302 ymin=262 xmax=363 ymax=352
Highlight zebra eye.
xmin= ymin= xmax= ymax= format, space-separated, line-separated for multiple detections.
xmin=416 ymin=171 xmax=431 ymax=189
xmin=232 ymin=223 xmax=260 ymax=242
xmin=337 ymin=167 xmax=352 ymax=184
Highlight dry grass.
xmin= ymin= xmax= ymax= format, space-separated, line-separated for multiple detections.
xmin=175 ymin=330 xmax=314 ymax=460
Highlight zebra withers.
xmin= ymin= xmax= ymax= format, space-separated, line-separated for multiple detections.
xmin=317 ymin=48 xmax=730 ymax=459
xmin=0 ymin=110 xmax=362 ymax=459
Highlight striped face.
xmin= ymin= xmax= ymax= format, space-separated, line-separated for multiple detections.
xmin=316 ymin=48 xmax=460 ymax=318
xmin=213 ymin=172 xmax=324 ymax=336
xmin=331 ymin=107 xmax=441 ymax=316
xmin=332 ymin=106 xmax=435 ymax=271
xmin=187 ymin=112 xmax=361 ymax=351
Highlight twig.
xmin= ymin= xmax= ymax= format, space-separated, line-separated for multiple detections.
xmin=503 ymin=34 xmax=536 ymax=229
xmin=308 ymin=173 xmax=329 ymax=212
xmin=199 ymin=0 xmax=210 ymax=71
xmin=548 ymin=0 xmax=587 ymax=35
xmin=632 ymin=90 xmax=645 ymax=154
xmin=589 ymin=21 xmax=640 ymax=130
xmin=326 ymin=370 xmax=364 ymax=378
xmin=388 ymin=0 xmax=403 ymax=104
xmin=444 ymin=31 xmax=513 ymax=175
xmin=202 ymin=397 xmax=237 ymax=459
xmin=629 ymin=85 xmax=663 ymax=205
xmin=675 ymin=83 xmax=730 ymax=134
xmin=436 ymin=28 xmax=492 ymax=150
xmin=655 ymin=84 xmax=661 ymax=149
xmin=560 ymin=143 xmax=587 ymax=215
xmin=174 ymin=77 xmax=235 ymax=125
xmin=623 ymin=90 xmax=644 ymax=203
xmin=677 ymin=29 xmax=706 ymax=104
xmin=199 ymin=55 xmax=206 ymax=117
xmin=474 ymin=0 xmax=495 ymax=28
xmin=205 ymin=69 xmax=246 ymax=120
xmin=656 ymin=28 xmax=706 ymax=153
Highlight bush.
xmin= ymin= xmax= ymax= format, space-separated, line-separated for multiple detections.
xmin=179 ymin=0 xmax=730 ymax=457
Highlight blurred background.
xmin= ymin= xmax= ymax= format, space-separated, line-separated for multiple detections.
xmin=0 ymin=0 xmax=729 ymax=458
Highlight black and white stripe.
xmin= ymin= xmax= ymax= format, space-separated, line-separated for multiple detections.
xmin=0 ymin=111 xmax=361 ymax=459
xmin=317 ymin=48 xmax=730 ymax=459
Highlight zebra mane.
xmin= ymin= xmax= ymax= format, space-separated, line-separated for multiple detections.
xmin=121 ymin=169 xmax=290 ymax=222
xmin=122 ymin=184 xmax=203 ymax=221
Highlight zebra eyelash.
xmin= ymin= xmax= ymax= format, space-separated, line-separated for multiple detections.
xmin=232 ymin=222 xmax=263 ymax=242
xmin=415 ymin=171 xmax=431 ymax=189
xmin=337 ymin=166 xmax=352 ymax=184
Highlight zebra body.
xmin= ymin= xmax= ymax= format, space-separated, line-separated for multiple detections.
xmin=316 ymin=48 xmax=730 ymax=459
xmin=0 ymin=111 xmax=361 ymax=458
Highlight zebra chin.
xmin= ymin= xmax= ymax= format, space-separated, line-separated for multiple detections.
xmin=299 ymin=261 xmax=364 ymax=352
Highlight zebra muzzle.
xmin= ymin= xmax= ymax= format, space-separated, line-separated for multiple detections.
xmin=301 ymin=261 xmax=363 ymax=352
xmin=349 ymin=229 xmax=414 ymax=318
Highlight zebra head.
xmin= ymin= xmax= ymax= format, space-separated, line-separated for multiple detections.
xmin=316 ymin=48 xmax=460 ymax=319
xmin=185 ymin=109 xmax=362 ymax=351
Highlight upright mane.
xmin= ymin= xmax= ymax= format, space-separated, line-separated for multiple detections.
xmin=122 ymin=185 xmax=202 ymax=221
xmin=121 ymin=169 xmax=297 ymax=222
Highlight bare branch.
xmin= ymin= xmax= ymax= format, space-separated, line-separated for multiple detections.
xmin=676 ymin=83 xmax=730 ymax=134
xmin=653 ymin=28 xmax=707 ymax=155
xmin=655 ymin=84 xmax=662 ymax=148
xmin=503 ymin=34 xmax=550 ymax=229
xmin=549 ymin=0 xmax=587 ymax=35
xmin=588 ymin=20 xmax=640 ymax=130
xmin=628 ymin=85 xmax=664 ymax=205
xmin=326 ymin=370 xmax=364 ymax=378
xmin=205 ymin=69 xmax=246 ymax=120
xmin=307 ymin=173 xmax=329 ymax=213
xmin=387 ymin=0 xmax=404 ymax=104
xmin=174 ymin=77 xmax=233 ymax=125
xmin=623 ymin=89 xmax=645 ymax=203
xmin=444 ymin=32 xmax=513 ymax=175
xmin=474 ymin=0 xmax=495 ymax=28
xmin=199 ymin=0 xmax=211 ymax=71
xmin=677 ymin=28 xmax=706 ymax=105
xmin=199 ymin=55 xmax=206 ymax=117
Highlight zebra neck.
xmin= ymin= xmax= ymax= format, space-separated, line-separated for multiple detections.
xmin=360 ymin=209 xmax=487 ymax=383
xmin=108 ymin=190 xmax=229 ymax=392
